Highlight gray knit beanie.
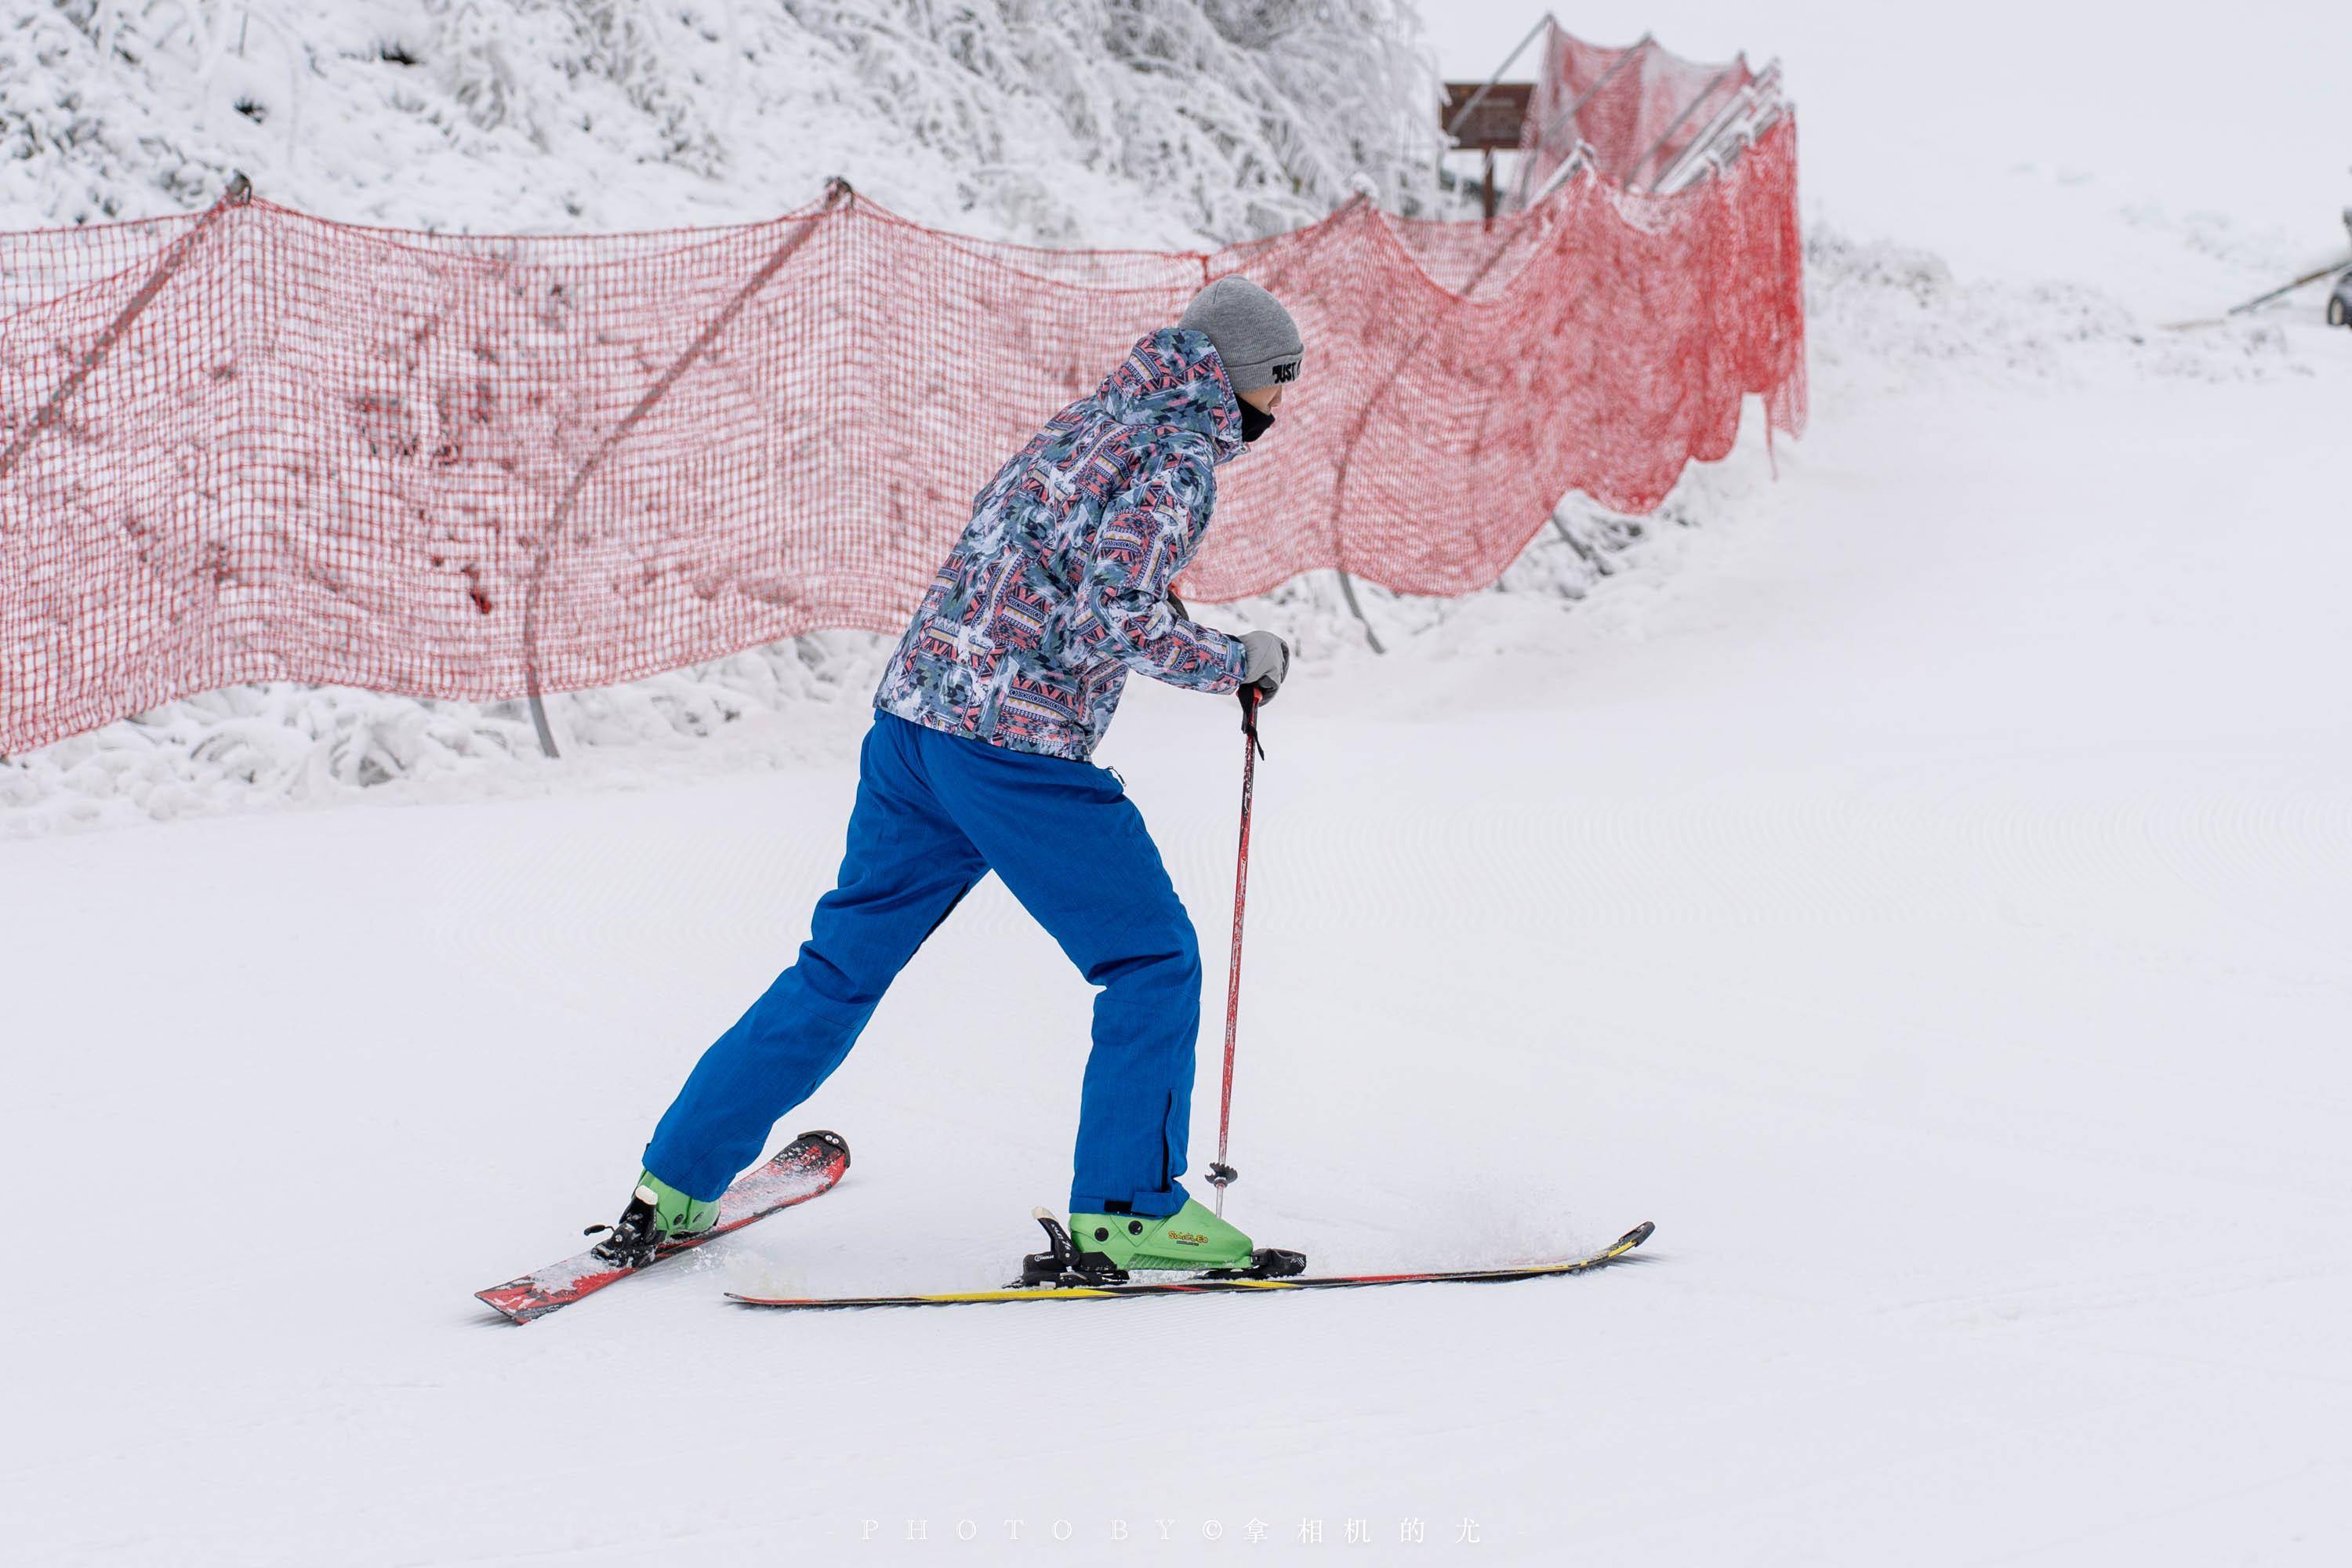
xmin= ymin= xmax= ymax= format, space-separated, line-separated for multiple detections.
xmin=1180 ymin=276 xmax=1304 ymax=394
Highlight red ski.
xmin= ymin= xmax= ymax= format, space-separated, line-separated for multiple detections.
xmin=477 ymin=1130 xmax=849 ymax=1323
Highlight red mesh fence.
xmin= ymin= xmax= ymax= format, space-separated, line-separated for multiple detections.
xmin=1 ymin=108 xmax=1801 ymax=756
xmin=1519 ymin=24 xmax=1756 ymax=195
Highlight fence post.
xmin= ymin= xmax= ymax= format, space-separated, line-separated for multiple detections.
xmin=1442 ymin=12 xmax=1555 ymax=151
xmin=521 ymin=177 xmax=855 ymax=760
xmin=1653 ymin=63 xmax=1780 ymax=195
xmin=0 ymin=172 xmax=252 ymax=487
xmin=1526 ymin=141 xmax=1595 ymax=209
xmin=1627 ymin=65 xmax=1735 ymax=191
xmin=1511 ymin=34 xmax=1652 ymax=205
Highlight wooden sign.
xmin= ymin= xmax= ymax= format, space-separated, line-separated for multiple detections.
xmin=1442 ymin=82 xmax=1534 ymax=151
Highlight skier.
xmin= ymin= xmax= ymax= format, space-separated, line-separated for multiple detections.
xmin=596 ymin=277 xmax=1303 ymax=1276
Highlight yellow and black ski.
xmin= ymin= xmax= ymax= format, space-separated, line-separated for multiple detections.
xmin=727 ymin=1221 xmax=1653 ymax=1312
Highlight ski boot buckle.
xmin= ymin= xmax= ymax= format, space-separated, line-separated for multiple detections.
xmin=1017 ymin=1209 xmax=1128 ymax=1287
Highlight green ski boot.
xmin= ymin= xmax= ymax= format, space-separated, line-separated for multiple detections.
xmin=1025 ymin=1199 xmax=1305 ymax=1283
xmin=590 ymin=1169 xmax=719 ymax=1268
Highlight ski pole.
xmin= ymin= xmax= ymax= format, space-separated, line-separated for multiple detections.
xmin=1207 ymin=684 xmax=1262 ymax=1216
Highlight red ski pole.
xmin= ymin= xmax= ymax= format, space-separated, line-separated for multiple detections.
xmin=1207 ymin=686 xmax=1262 ymax=1216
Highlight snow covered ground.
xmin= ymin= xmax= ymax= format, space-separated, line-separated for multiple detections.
xmin=7 ymin=3 xmax=2352 ymax=1563
xmin=6 ymin=289 xmax=2347 ymax=1561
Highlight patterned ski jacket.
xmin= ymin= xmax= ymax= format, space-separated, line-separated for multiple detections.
xmin=873 ymin=327 xmax=1250 ymax=760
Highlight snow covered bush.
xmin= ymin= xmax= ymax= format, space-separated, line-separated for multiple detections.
xmin=1 ymin=0 xmax=1447 ymax=241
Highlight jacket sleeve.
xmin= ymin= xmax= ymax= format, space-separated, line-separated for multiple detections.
xmin=1075 ymin=442 xmax=1248 ymax=693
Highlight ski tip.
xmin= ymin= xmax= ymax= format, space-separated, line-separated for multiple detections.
xmin=474 ymin=1288 xmax=538 ymax=1325
xmin=1031 ymin=1205 xmax=1056 ymax=1221
xmin=1618 ymin=1221 xmax=1656 ymax=1251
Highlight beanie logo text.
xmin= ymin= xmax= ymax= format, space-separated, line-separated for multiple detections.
xmin=1269 ymin=360 xmax=1299 ymax=384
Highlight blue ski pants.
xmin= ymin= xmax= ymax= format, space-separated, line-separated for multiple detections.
xmin=642 ymin=711 xmax=1203 ymax=1217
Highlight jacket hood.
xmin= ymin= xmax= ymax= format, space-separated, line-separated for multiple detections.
xmin=1096 ymin=327 xmax=1247 ymax=465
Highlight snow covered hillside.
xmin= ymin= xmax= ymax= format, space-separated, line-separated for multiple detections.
xmin=3 ymin=0 xmax=1443 ymax=240
xmin=6 ymin=4 xmax=2352 ymax=1564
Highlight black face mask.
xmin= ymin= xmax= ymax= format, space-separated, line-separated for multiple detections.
xmin=1238 ymin=400 xmax=1276 ymax=444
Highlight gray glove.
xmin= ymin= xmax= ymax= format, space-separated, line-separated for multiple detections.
xmin=1238 ymin=630 xmax=1290 ymax=705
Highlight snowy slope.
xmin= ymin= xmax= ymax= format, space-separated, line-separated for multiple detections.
xmin=5 ymin=270 xmax=2349 ymax=1564
xmin=2 ymin=0 xmax=1443 ymax=241
xmin=8 ymin=5 xmax=2352 ymax=1564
